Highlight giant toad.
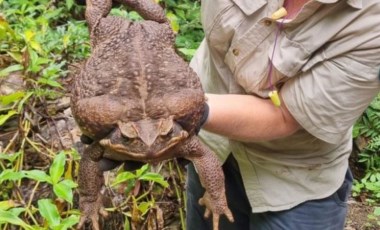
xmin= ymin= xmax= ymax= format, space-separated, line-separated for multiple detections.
xmin=71 ymin=0 xmax=234 ymax=229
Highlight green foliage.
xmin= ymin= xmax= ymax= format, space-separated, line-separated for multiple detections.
xmin=353 ymin=93 xmax=380 ymax=226
xmin=354 ymin=95 xmax=380 ymax=139
xmin=0 ymin=150 xmax=79 ymax=229
xmin=0 ymin=208 xmax=33 ymax=230
xmin=110 ymin=163 xmax=183 ymax=229
xmin=1 ymin=0 xmax=198 ymax=229
xmin=354 ymin=94 xmax=380 ymax=181
xmin=113 ymin=163 xmax=169 ymax=189
xmin=162 ymin=0 xmax=204 ymax=60
xmin=0 ymin=0 xmax=90 ymax=126
xmin=0 ymin=151 xmax=77 ymax=203
xmin=38 ymin=199 xmax=79 ymax=230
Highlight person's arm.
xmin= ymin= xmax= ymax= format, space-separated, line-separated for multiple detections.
xmin=202 ymin=93 xmax=301 ymax=142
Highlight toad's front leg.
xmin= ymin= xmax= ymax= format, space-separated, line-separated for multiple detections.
xmin=180 ymin=136 xmax=234 ymax=230
xmin=77 ymin=143 xmax=108 ymax=230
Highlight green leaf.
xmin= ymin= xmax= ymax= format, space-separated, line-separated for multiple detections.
xmin=0 ymin=110 xmax=17 ymax=126
xmin=174 ymin=9 xmax=186 ymax=20
xmin=139 ymin=172 xmax=169 ymax=188
xmin=37 ymin=78 xmax=63 ymax=88
xmin=112 ymin=171 xmax=136 ymax=187
xmin=374 ymin=207 xmax=380 ymax=216
xmin=43 ymin=8 xmax=63 ymax=20
xmin=0 ymin=17 xmax=12 ymax=40
xmin=124 ymin=214 xmax=131 ymax=230
xmin=53 ymin=181 xmax=73 ymax=204
xmin=0 ymin=169 xmax=25 ymax=182
xmin=0 ymin=151 xmax=22 ymax=162
xmin=137 ymin=201 xmax=153 ymax=216
xmin=0 ymin=91 xmax=25 ymax=106
xmin=66 ymin=0 xmax=74 ymax=10
xmin=166 ymin=11 xmax=180 ymax=33
xmin=135 ymin=164 xmax=149 ymax=177
xmin=50 ymin=152 xmax=66 ymax=184
xmin=0 ymin=200 xmax=17 ymax=211
xmin=8 ymin=207 xmax=26 ymax=217
xmin=178 ymin=48 xmax=196 ymax=57
xmin=38 ymin=199 xmax=61 ymax=227
xmin=370 ymin=174 xmax=377 ymax=183
xmin=17 ymin=91 xmax=33 ymax=112
xmin=24 ymin=30 xmax=35 ymax=43
xmin=29 ymin=40 xmax=44 ymax=54
xmin=60 ymin=179 xmax=77 ymax=189
xmin=0 ymin=209 xmax=31 ymax=229
xmin=63 ymin=34 xmax=71 ymax=48
xmin=24 ymin=170 xmax=52 ymax=183
xmin=0 ymin=64 xmax=23 ymax=77
xmin=7 ymin=52 xmax=23 ymax=63
xmin=54 ymin=215 xmax=79 ymax=230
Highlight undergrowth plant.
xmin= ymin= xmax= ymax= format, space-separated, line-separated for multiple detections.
xmin=1 ymin=0 xmax=203 ymax=229
xmin=353 ymin=94 xmax=380 ymax=226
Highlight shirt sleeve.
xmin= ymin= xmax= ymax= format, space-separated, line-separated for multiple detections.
xmin=281 ymin=54 xmax=380 ymax=144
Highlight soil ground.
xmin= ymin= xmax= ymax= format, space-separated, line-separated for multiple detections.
xmin=346 ymin=199 xmax=377 ymax=230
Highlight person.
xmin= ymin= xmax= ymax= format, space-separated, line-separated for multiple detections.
xmin=186 ymin=0 xmax=380 ymax=229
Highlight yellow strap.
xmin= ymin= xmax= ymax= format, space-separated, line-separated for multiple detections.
xmin=269 ymin=90 xmax=281 ymax=107
xmin=271 ymin=7 xmax=288 ymax=20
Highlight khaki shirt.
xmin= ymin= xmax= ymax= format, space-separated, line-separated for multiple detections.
xmin=191 ymin=0 xmax=380 ymax=212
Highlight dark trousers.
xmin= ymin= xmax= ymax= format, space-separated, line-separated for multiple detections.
xmin=186 ymin=154 xmax=353 ymax=230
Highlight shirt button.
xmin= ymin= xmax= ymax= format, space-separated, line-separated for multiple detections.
xmin=232 ymin=48 xmax=240 ymax=56
xmin=264 ymin=20 xmax=272 ymax=26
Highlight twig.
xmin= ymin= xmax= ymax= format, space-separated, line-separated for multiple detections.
xmin=169 ymin=161 xmax=186 ymax=230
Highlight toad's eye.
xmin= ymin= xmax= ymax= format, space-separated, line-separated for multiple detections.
xmin=121 ymin=136 xmax=130 ymax=144
xmin=166 ymin=128 xmax=173 ymax=136
xmin=160 ymin=118 xmax=174 ymax=136
xmin=160 ymin=127 xmax=173 ymax=136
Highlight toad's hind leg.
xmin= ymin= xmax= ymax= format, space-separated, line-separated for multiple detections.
xmin=77 ymin=143 xmax=108 ymax=230
xmin=116 ymin=0 xmax=167 ymax=23
xmin=179 ymin=136 xmax=234 ymax=230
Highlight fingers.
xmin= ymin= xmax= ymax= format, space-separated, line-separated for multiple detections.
xmin=76 ymin=207 xmax=108 ymax=229
xmin=198 ymin=197 xmax=205 ymax=206
xmin=224 ymin=208 xmax=234 ymax=223
xmin=212 ymin=215 xmax=220 ymax=230
xmin=204 ymin=209 xmax=211 ymax=219
xmin=99 ymin=207 xmax=109 ymax=218
xmin=77 ymin=216 xmax=86 ymax=229
xmin=91 ymin=215 xmax=100 ymax=230
xmin=198 ymin=194 xmax=235 ymax=230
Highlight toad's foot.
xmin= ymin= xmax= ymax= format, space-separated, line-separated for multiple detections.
xmin=179 ymin=136 xmax=234 ymax=229
xmin=77 ymin=195 xmax=108 ymax=230
xmin=199 ymin=191 xmax=234 ymax=230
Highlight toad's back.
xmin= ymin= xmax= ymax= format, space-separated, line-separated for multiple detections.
xmin=76 ymin=21 xmax=202 ymax=114
xmin=72 ymin=19 xmax=204 ymax=137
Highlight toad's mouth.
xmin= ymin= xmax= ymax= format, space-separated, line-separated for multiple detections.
xmin=99 ymin=130 xmax=189 ymax=160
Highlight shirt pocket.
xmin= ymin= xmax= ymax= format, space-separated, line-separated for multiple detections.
xmin=231 ymin=0 xmax=267 ymax=15
xmin=201 ymin=0 xmax=266 ymax=54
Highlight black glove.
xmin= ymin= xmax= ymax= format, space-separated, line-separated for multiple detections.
xmin=195 ymin=103 xmax=209 ymax=134
xmin=74 ymin=0 xmax=86 ymax=5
